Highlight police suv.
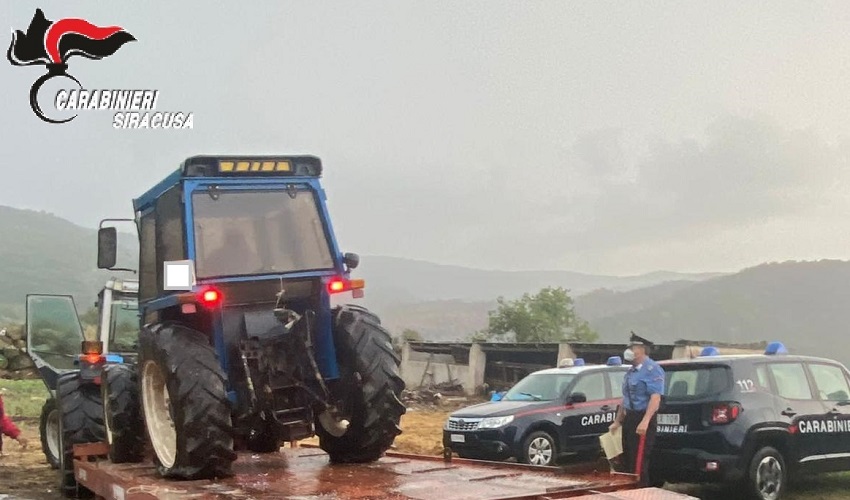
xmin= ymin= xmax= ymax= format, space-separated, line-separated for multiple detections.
xmin=652 ymin=342 xmax=850 ymax=500
xmin=443 ymin=357 xmax=628 ymax=465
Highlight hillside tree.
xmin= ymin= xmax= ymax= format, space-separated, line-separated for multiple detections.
xmin=482 ymin=287 xmax=598 ymax=343
xmin=392 ymin=328 xmax=424 ymax=351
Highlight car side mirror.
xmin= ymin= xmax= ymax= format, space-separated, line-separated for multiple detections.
xmin=343 ymin=252 xmax=360 ymax=270
xmin=97 ymin=227 xmax=118 ymax=269
xmin=568 ymin=392 xmax=587 ymax=404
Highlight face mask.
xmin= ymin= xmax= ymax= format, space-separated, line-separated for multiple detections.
xmin=623 ymin=348 xmax=635 ymax=362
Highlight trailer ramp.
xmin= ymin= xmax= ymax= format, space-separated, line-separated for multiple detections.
xmin=72 ymin=443 xmax=697 ymax=500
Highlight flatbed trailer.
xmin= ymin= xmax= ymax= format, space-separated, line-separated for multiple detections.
xmin=71 ymin=443 xmax=698 ymax=500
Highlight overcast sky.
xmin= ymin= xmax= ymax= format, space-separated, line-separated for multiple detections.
xmin=2 ymin=1 xmax=850 ymax=276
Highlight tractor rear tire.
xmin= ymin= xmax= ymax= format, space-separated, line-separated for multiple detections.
xmin=39 ymin=397 xmax=60 ymax=469
xmin=316 ymin=305 xmax=406 ymax=463
xmin=57 ymin=372 xmax=105 ymax=499
xmin=138 ymin=323 xmax=236 ymax=479
xmin=102 ymin=364 xmax=145 ymax=463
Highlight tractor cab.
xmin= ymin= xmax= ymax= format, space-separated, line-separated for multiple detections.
xmin=95 ymin=278 xmax=140 ymax=361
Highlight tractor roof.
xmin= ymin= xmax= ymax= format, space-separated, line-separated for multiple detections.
xmin=133 ymin=155 xmax=323 ymax=212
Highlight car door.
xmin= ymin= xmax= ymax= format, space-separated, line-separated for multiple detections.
xmin=26 ymin=294 xmax=86 ymax=395
xmin=805 ymin=361 xmax=850 ymax=466
xmin=561 ymin=371 xmax=609 ymax=452
xmin=766 ymin=361 xmax=828 ymax=462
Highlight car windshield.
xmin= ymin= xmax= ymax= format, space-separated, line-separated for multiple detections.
xmin=109 ymin=297 xmax=138 ymax=353
xmin=191 ymin=188 xmax=335 ymax=278
xmin=663 ymin=365 xmax=731 ymax=400
xmin=503 ymin=373 xmax=576 ymax=401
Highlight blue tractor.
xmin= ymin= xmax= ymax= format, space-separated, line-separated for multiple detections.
xmin=96 ymin=155 xmax=406 ymax=480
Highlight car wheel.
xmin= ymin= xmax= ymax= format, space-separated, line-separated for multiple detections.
xmin=747 ymin=446 xmax=786 ymax=500
xmin=521 ymin=431 xmax=557 ymax=466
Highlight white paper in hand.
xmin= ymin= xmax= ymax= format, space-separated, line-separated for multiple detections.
xmin=599 ymin=426 xmax=623 ymax=460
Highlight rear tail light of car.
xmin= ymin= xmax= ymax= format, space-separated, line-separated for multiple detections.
xmin=710 ymin=402 xmax=741 ymax=425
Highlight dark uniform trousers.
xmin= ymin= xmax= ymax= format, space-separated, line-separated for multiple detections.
xmin=623 ymin=409 xmax=657 ymax=487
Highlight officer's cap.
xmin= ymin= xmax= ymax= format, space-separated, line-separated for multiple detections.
xmin=629 ymin=331 xmax=654 ymax=348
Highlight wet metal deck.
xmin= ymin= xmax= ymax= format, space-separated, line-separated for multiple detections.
xmin=73 ymin=444 xmax=698 ymax=500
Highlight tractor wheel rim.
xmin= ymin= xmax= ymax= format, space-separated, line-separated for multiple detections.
xmin=142 ymin=360 xmax=176 ymax=468
xmin=756 ymin=456 xmax=782 ymax=500
xmin=46 ymin=409 xmax=60 ymax=461
xmin=528 ymin=437 xmax=553 ymax=465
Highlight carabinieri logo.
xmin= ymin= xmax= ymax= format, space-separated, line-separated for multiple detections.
xmin=7 ymin=9 xmax=135 ymax=124
xmin=8 ymin=9 xmax=193 ymax=129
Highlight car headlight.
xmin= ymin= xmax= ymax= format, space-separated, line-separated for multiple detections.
xmin=478 ymin=415 xmax=514 ymax=429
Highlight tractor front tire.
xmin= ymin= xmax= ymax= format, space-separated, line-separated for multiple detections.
xmin=57 ymin=372 xmax=106 ymax=499
xmin=138 ymin=323 xmax=236 ymax=479
xmin=39 ymin=397 xmax=60 ymax=469
xmin=317 ymin=305 xmax=406 ymax=463
xmin=102 ymin=364 xmax=145 ymax=463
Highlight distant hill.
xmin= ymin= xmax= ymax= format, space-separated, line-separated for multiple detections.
xmin=587 ymin=260 xmax=850 ymax=362
xmin=11 ymin=206 xmax=845 ymax=363
xmin=353 ymin=255 xmax=722 ymax=311
xmin=371 ymin=260 xmax=850 ymax=366
xmin=573 ymin=280 xmax=700 ymax=322
xmin=0 ymin=206 xmax=137 ymax=322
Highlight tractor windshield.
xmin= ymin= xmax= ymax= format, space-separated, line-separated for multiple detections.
xmin=191 ymin=188 xmax=335 ymax=278
xmin=109 ymin=297 xmax=139 ymax=352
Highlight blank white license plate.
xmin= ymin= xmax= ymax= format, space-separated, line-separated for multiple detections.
xmin=450 ymin=434 xmax=465 ymax=443
xmin=657 ymin=414 xmax=680 ymax=425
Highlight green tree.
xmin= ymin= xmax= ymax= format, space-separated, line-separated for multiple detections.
xmin=482 ymin=287 xmax=598 ymax=343
xmin=392 ymin=328 xmax=424 ymax=351
xmin=400 ymin=329 xmax=423 ymax=342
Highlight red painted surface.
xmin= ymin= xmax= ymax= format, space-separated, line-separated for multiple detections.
xmin=71 ymin=443 xmax=698 ymax=500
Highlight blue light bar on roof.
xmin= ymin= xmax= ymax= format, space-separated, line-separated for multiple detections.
xmin=574 ymin=358 xmax=585 ymax=366
xmin=607 ymin=356 xmax=623 ymax=366
xmin=765 ymin=341 xmax=788 ymax=355
xmin=700 ymin=346 xmax=720 ymax=357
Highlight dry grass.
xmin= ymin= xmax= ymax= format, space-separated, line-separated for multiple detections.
xmin=392 ymin=408 xmax=454 ymax=455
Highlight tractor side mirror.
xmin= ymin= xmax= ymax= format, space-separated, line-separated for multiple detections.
xmin=343 ymin=252 xmax=360 ymax=270
xmin=97 ymin=227 xmax=118 ymax=269
xmin=568 ymin=392 xmax=587 ymax=404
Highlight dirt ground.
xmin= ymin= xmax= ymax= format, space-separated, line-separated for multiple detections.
xmin=4 ymin=404 xmax=850 ymax=499
xmin=0 ymin=419 xmax=59 ymax=499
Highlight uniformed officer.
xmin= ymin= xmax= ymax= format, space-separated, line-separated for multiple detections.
xmin=609 ymin=332 xmax=665 ymax=486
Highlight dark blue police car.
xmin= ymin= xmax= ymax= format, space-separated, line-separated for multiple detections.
xmin=652 ymin=341 xmax=850 ymax=500
xmin=443 ymin=357 xmax=628 ymax=465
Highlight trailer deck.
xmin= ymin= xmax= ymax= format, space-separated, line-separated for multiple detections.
xmin=72 ymin=443 xmax=698 ymax=500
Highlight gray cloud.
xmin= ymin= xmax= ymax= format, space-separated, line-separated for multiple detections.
xmin=3 ymin=2 xmax=850 ymax=275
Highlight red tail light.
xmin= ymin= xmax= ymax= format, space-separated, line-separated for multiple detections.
xmin=327 ymin=276 xmax=365 ymax=294
xmin=328 ymin=277 xmax=346 ymax=293
xmin=199 ymin=287 xmax=223 ymax=307
xmin=81 ymin=353 xmax=104 ymax=365
xmin=710 ymin=403 xmax=741 ymax=424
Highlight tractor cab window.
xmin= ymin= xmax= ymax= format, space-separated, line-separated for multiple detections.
xmin=109 ymin=297 xmax=139 ymax=353
xmin=191 ymin=188 xmax=335 ymax=278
